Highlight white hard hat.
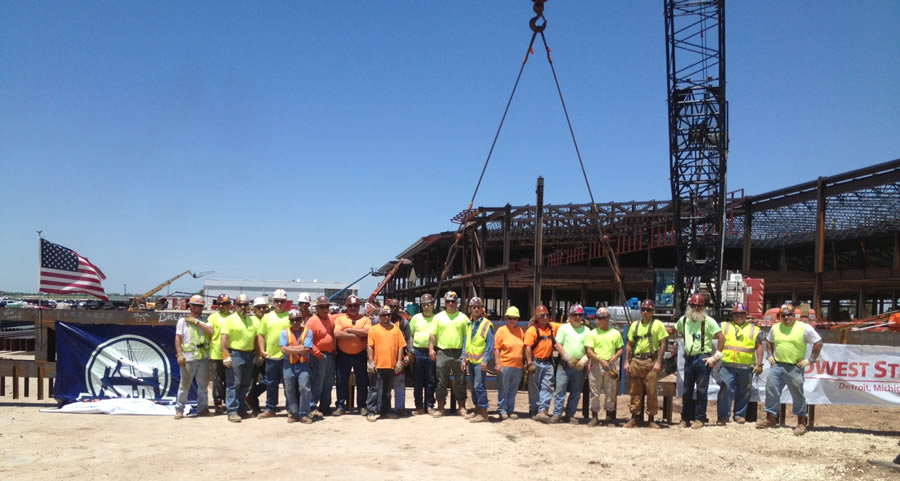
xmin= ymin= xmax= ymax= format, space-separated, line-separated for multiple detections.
xmin=273 ymin=289 xmax=288 ymax=301
xmin=236 ymin=294 xmax=250 ymax=305
xmin=189 ymin=295 xmax=205 ymax=306
xmin=297 ymin=292 xmax=312 ymax=304
xmin=253 ymin=296 xmax=268 ymax=307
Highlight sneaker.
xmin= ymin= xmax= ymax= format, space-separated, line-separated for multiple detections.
xmin=715 ymin=418 xmax=727 ymax=426
xmin=287 ymin=416 xmax=298 ymax=424
xmin=332 ymin=408 xmax=345 ymax=417
xmin=734 ymin=417 xmax=746 ymax=424
xmin=257 ymin=410 xmax=275 ymax=419
xmin=228 ymin=413 xmax=242 ymax=423
xmin=691 ymin=420 xmax=704 ymax=429
xmin=500 ymin=413 xmax=510 ymax=420
xmin=367 ymin=414 xmax=377 ymax=422
xmin=549 ymin=415 xmax=561 ymax=424
xmin=568 ymin=417 xmax=580 ymax=425
xmin=300 ymin=416 xmax=313 ymax=424
xmin=623 ymin=417 xmax=639 ymax=428
xmin=174 ymin=411 xmax=184 ymax=420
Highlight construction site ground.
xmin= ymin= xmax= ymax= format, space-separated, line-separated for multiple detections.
xmin=2 ymin=379 xmax=898 ymax=481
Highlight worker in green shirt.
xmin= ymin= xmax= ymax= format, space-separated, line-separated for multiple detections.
xmin=624 ymin=299 xmax=669 ymax=428
xmin=245 ymin=296 xmax=269 ymax=416
xmin=207 ymin=294 xmax=233 ymax=415
xmin=428 ymin=291 xmax=469 ymax=417
xmin=255 ymin=288 xmax=292 ymax=418
xmin=673 ymin=293 xmax=725 ymax=429
xmin=221 ymin=294 xmax=257 ymax=423
xmin=584 ymin=307 xmax=623 ymax=426
xmin=409 ymin=293 xmax=437 ymax=415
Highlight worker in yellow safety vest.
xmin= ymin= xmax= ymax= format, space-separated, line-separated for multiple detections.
xmin=174 ymin=295 xmax=214 ymax=419
xmin=715 ymin=303 xmax=764 ymax=425
xmin=463 ymin=297 xmax=494 ymax=423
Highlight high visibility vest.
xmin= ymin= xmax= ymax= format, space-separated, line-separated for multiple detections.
xmin=181 ymin=321 xmax=208 ymax=359
xmin=772 ymin=321 xmax=809 ymax=364
xmin=721 ymin=322 xmax=758 ymax=365
xmin=284 ymin=327 xmax=309 ymax=364
xmin=465 ymin=319 xmax=493 ymax=364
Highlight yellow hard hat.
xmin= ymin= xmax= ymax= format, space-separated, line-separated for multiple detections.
xmin=505 ymin=306 xmax=520 ymax=318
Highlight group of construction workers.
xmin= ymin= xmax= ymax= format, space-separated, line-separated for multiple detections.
xmin=173 ymin=289 xmax=823 ymax=435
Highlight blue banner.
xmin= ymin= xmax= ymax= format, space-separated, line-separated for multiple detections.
xmin=55 ymin=322 xmax=192 ymax=404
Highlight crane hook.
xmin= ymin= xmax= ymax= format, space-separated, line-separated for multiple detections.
xmin=530 ymin=0 xmax=547 ymax=33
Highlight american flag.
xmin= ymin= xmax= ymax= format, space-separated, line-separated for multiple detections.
xmin=39 ymin=239 xmax=109 ymax=301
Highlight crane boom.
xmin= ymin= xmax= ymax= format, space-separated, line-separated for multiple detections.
xmin=128 ymin=269 xmax=215 ymax=311
xmin=366 ymin=259 xmax=411 ymax=306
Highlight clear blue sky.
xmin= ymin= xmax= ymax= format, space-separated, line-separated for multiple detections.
xmin=2 ymin=1 xmax=898 ymax=297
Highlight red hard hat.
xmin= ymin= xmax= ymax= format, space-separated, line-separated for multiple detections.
xmin=216 ymin=294 xmax=231 ymax=304
xmin=534 ymin=305 xmax=550 ymax=316
xmin=733 ymin=303 xmax=748 ymax=314
xmin=689 ymin=293 xmax=705 ymax=306
xmin=420 ymin=293 xmax=434 ymax=304
xmin=641 ymin=299 xmax=655 ymax=310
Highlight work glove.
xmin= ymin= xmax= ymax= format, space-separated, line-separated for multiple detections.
xmin=176 ymin=354 xmax=186 ymax=367
xmin=767 ymin=356 xmax=776 ymax=366
xmin=753 ymin=364 xmax=764 ymax=375
xmin=562 ymin=352 xmax=576 ymax=368
xmin=526 ymin=362 xmax=536 ymax=374
xmin=405 ymin=351 xmax=416 ymax=366
xmin=796 ymin=359 xmax=810 ymax=369
xmin=704 ymin=351 xmax=724 ymax=367
xmin=575 ymin=356 xmax=590 ymax=371
xmin=394 ymin=359 xmax=405 ymax=374
xmin=609 ymin=368 xmax=620 ymax=381
xmin=223 ymin=356 xmax=233 ymax=369
xmin=367 ymin=360 xmax=376 ymax=374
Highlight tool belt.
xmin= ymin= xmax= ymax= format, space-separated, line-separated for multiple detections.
xmin=415 ymin=347 xmax=430 ymax=353
xmin=633 ymin=352 xmax=657 ymax=361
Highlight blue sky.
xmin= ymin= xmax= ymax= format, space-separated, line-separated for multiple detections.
xmin=1 ymin=1 xmax=898 ymax=297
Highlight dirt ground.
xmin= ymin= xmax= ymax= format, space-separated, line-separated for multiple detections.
xmin=1 ymin=379 xmax=899 ymax=481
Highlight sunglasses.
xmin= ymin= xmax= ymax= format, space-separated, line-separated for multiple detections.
xmin=538 ymin=314 xmax=550 ymax=318
xmin=571 ymin=313 xmax=583 ymax=317
xmin=689 ymin=303 xmax=702 ymax=308
xmin=507 ymin=317 xmax=519 ymax=320
xmin=291 ymin=318 xmax=302 ymax=322
xmin=236 ymin=303 xmax=249 ymax=307
xmin=641 ymin=308 xmax=653 ymax=312
xmin=274 ymin=300 xmax=286 ymax=304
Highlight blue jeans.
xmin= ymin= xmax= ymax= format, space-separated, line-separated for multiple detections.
xmin=528 ymin=359 xmax=554 ymax=413
xmin=309 ymin=352 xmax=335 ymax=412
xmin=225 ymin=350 xmax=255 ymax=415
xmin=553 ymin=364 xmax=585 ymax=417
xmin=412 ymin=348 xmax=436 ymax=409
xmin=682 ymin=354 xmax=712 ymax=422
xmin=283 ymin=361 xmax=311 ymax=419
xmin=468 ymin=363 xmax=490 ymax=409
xmin=765 ymin=363 xmax=807 ymax=417
xmin=497 ymin=366 xmax=522 ymax=415
xmin=717 ymin=365 xmax=753 ymax=420
xmin=393 ymin=371 xmax=406 ymax=411
xmin=336 ymin=350 xmax=368 ymax=410
xmin=367 ymin=369 xmax=395 ymax=414
xmin=262 ymin=358 xmax=283 ymax=413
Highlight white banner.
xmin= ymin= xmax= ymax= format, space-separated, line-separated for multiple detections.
xmin=675 ymin=341 xmax=900 ymax=406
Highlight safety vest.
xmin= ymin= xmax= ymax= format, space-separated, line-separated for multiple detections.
xmin=721 ymin=322 xmax=758 ymax=365
xmin=181 ymin=320 xmax=208 ymax=359
xmin=284 ymin=327 xmax=309 ymax=364
xmin=772 ymin=321 xmax=809 ymax=364
xmin=465 ymin=318 xmax=493 ymax=364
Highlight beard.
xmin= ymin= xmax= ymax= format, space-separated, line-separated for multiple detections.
xmin=689 ymin=309 xmax=707 ymax=323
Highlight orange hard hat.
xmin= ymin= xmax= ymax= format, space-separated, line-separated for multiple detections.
xmin=534 ymin=305 xmax=550 ymax=316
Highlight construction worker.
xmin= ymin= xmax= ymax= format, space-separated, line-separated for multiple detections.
xmin=716 ymin=303 xmax=764 ymax=425
xmin=551 ymin=304 xmax=592 ymax=424
xmin=307 ymin=295 xmax=337 ymax=417
xmin=623 ymin=299 xmax=668 ymax=428
xmin=757 ymin=304 xmax=823 ymax=436
xmin=221 ymin=294 xmax=257 ymax=422
xmin=174 ymin=295 xmax=214 ymax=419
xmin=463 ymin=297 xmax=494 ymax=423
xmin=388 ymin=298 xmax=412 ymax=416
xmin=207 ymin=294 xmax=233 ymax=415
xmin=524 ymin=305 xmax=559 ymax=423
xmin=409 ymin=293 xmax=438 ymax=414
xmin=674 ymin=293 xmax=725 ymax=429
xmin=493 ymin=305 xmax=525 ymax=420
xmin=296 ymin=292 xmax=313 ymax=321
xmin=281 ymin=308 xmax=314 ymax=424
xmin=428 ymin=291 xmax=470 ymax=417
xmin=366 ymin=306 xmax=408 ymax=421
xmin=584 ymin=307 xmax=623 ymax=427
xmin=333 ymin=295 xmax=371 ymax=416
xmin=255 ymin=288 xmax=291 ymax=419
xmin=245 ymin=296 xmax=269 ymax=416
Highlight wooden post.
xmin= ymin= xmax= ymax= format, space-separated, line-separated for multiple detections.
xmin=12 ymin=365 xmax=20 ymax=400
xmin=38 ymin=366 xmax=45 ymax=400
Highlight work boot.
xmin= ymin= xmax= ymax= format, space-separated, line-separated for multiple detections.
xmin=257 ymin=410 xmax=275 ymax=419
xmin=367 ymin=414 xmax=377 ymax=422
xmin=360 ymin=408 xmax=368 ymax=416
xmin=300 ymin=416 xmax=312 ymax=424
xmin=228 ymin=413 xmax=241 ymax=423
xmin=457 ymin=400 xmax=468 ymax=416
xmin=245 ymin=394 xmax=260 ymax=416
xmin=588 ymin=412 xmax=600 ymax=427
xmin=287 ymin=416 xmax=298 ymax=424
xmin=464 ymin=409 xmax=476 ymax=420
xmin=214 ymin=405 xmax=225 ymax=415
xmin=196 ymin=410 xmax=212 ymax=417
xmin=501 ymin=413 xmax=510 ymax=420
xmin=332 ymin=407 xmax=345 ymax=417
xmin=173 ymin=411 xmax=184 ymax=420
xmin=691 ymin=420 xmax=704 ymax=429
xmin=470 ymin=408 xmax=488 ymax=423
xmin=239 ymin=412 xmax=252 ymax=420
xmin=793 ymin=416 xmax=809 ymax=436
xmin=756 ymin=413 xmax=777 ymax=429
xmin=311 ymin=409 xmax=324 ymax=419
xmin=384 ymin=412 xmax=399 ymax=420
xmin=414 ymin=408 xmax=425 ymax=416
xmin=432 ymin=401 xmax=446 ymax=418
xmin=624 ymin=416 xmax=639 ymax=428
xmin=549 ymin=415 xmax=561 ymax=424
xmin=734 ymin=416 xmax=746 ymax=424
xmin=678 ymin=420 xmax=690 ymax=428
xmin=647 ymin=416 xmax=661 ymax=429
xmin=606 ymin=411 xmax=617 ymax=427
xmin=509 ymin=413 xmax=519 ymax=420
xmin=568 ymin=416 xmax=580 ymax=425
xmin=534 ymin=411 xmax=550 ymax=424
xmin=716 ymin=418 xmax=727 ymax=426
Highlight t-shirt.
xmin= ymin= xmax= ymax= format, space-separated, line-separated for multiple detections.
xmin=409 ymin=313 xmax=437 ymax=349
xmin=555 ymin=322 xmax=592 ymax=359
xmin=224 ymin=313 xmax=257 ymax=351
xmin=627 ymin=319 xmax=668 ymax=355
xmin=306 ymin=314 xmax=336 ymax=354
xmin=259 ymin=310 xmax=292 ymax=360
xmin=494 ymin=325 xmax=525 ymax=368
xmin=766 ymin=321 xmax=822 ymax=363
xmin=585 ymin=327 xmax=624 ymax=360
xmin=433 ymin=310 xmax=469 ymax=350
xmin=676 ymin=315 xmax=722 ymax=355
xmin=175 ymin=316 xmax=210 ymax=362
xmin=367 ymin=323 xmax=407 ymax=369
xmin=207 ymin=311 xmax=232 ymax=360
xmin=524 ymin=322 xmax=560 ymax=360
xmin=765 ymin=321 xmax=821 ymax=344
xmin=334 ymin=314 xmax=371 ymax=355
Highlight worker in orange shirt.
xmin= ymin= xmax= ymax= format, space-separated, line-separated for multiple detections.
xmin=307 ymin=296 xmax=337 ymax=417
xmin=333 ymin=295 xmax=371 ymax=416
xmin=494 ymin=306 xmax=525 ymax=420
xmin=366 ymin=306 xmax=408 ymax=421
xmin=524 ymin=305 xmax=560 ymax=423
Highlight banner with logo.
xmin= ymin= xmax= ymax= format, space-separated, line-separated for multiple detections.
xmin=676 ymin=341 xmax=900 ymax=406
xmin=55 ymin=322 xmax=190 ymax=404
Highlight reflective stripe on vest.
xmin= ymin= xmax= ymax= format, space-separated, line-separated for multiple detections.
xmin=721 ymin=322 xmax=757 ymax=365
xmin=465 ymin=319 xmax=492 ymax=364
xmin=181 ymin=322 xmax=208 ymax=359
xmin=284 ymin=327 xmax=308 ymax=364
xmin=772 ymin=321 xmax=808 ymax=364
